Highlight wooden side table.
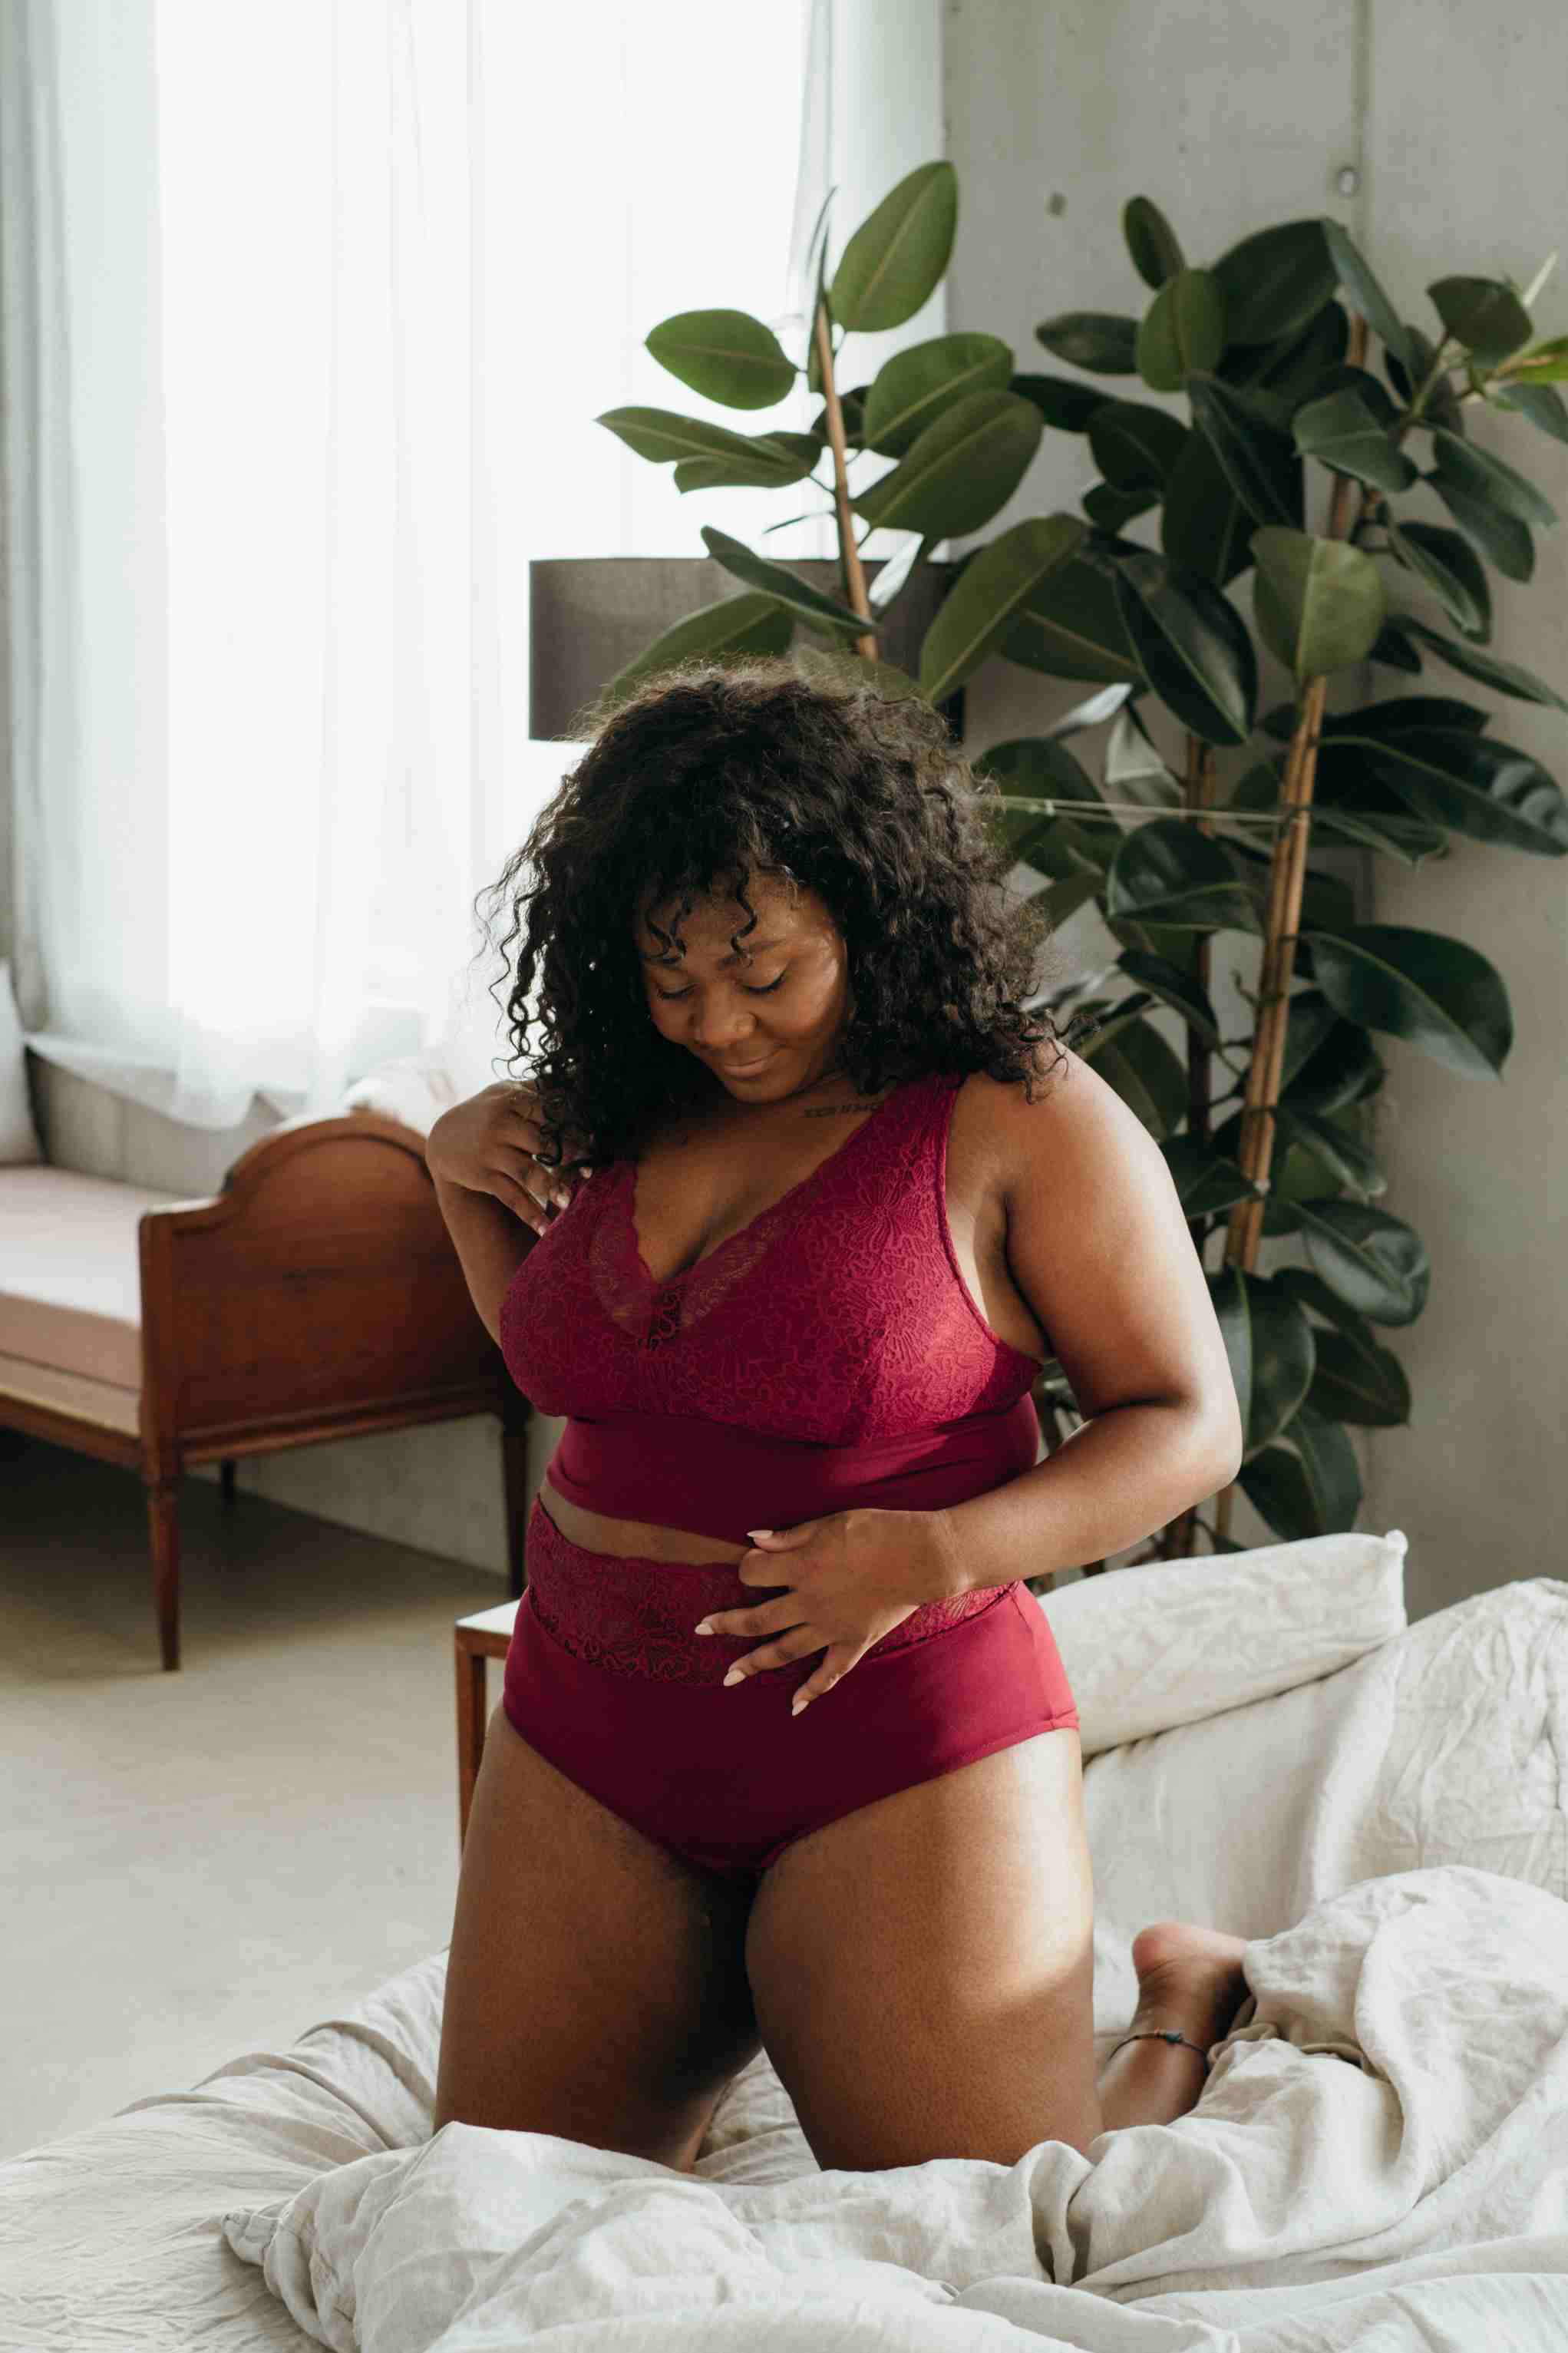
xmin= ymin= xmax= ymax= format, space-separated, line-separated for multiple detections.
xmin=454 ymin=1598 xmax=522 ymax=1846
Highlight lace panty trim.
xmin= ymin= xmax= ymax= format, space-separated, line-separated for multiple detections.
xmin=522 ymin=1495 xmax=1012 ymax=1684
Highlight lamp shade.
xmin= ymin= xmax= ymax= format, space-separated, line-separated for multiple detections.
xmin=527 ymin=556 xmax=964 ymax=742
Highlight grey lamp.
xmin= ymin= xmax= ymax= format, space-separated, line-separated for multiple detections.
xmin=527 ymin=554 xmax=964 ymax=742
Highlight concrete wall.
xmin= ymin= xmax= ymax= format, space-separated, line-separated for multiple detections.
xmin=942 ymin=0 xmax=1568 ymax=1619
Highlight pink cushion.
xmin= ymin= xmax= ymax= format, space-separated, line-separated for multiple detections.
xmin=0 ymin=1166 xmax=190 ymax=1390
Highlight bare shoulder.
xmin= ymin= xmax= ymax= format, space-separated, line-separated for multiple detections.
xmin=962 ymin=1042 xmax=1241 ymax=1442
xmin=956 ymin=1040 xmax=1160 ymax=1205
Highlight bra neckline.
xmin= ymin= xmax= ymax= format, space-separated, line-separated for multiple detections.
xmin=620 ymin=1067 xmax=945 ymax=1294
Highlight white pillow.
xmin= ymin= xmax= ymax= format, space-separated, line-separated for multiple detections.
xmin=0 ymin=960 xmax=44 ymax=1164
xmin=1033 ymin=1526 xmax=1408 ymax=1760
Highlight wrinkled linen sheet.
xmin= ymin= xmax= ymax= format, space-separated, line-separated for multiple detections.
xmin=223 ymin=1861 xmax=1568 ymax=2351
xmin=5 ymin=1579 xmax=1566 ymax=2352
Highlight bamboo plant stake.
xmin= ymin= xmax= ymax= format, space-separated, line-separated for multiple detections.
xmin=1207 ymin=311 xmax=1370 ymax=1548
xmin=812 ymin=297 xmax=878 ymax=657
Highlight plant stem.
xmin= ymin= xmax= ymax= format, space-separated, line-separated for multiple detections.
xmin=1167 ymin=731 xmax=1219 ymax=1558
xmin=810 ymin=296 xmax=878 ymax=659
xmin=1211 ymin=308 xmax=1372 ymax=1546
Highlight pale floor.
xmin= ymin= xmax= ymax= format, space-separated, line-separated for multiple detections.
xmin=0 ymin=1430 xmax=511 ymax=2163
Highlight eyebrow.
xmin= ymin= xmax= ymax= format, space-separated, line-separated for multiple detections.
xmin=635 ymin=934 xmax=787 ymax=969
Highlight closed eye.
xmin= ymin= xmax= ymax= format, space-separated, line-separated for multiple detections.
xmin=653 ymin=973 xmax=785 ymax=1001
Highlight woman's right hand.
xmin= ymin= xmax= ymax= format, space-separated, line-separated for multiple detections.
xmin=425 ymin=1080 xmax=595 ymax=1236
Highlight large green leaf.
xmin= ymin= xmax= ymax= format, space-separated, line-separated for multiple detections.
xmin=1426 ymin=276 xmax=1535 ymax=368
xmin=1292 ymin=386 xmax=1418 ymax=491
xmin=1385 ymin=518 xmax=1492 ymax=638
xmin=1273 ymin=1101 xmax=1385 ymax=1195
xmin=1272 ymin=1262 xmax=1380 ymax=1343
xmin=1217 ymin=300 xmax=1350 ymax=423
xmin=1209 ymin=1267 xmax=1316 ymax=1457
xmin=1491 ymin=378 xmax=1568 ymax=443
xmin=1187 ymin=375 xmax=1305 ymax=527
xmin=1210 ymin=218 xmax=1339 ymax=346
xmin=674 ymin=431 xmax=822 ymax=492
xmin=598 ymin=405 xmax=804 ymax=469
xmin=1384 ymin=322 xmax=1467 ymax=432
xmin=599 ymin=592 xmax=795 ymax=706
xmin=643 ymin=309 xmax=797 ymax=410
xmin=860 ymin=333 xmax=1015 ymax=455
xmin=699 ymin=525 xmax=870 ymax=636
xmin=1300 ymin=1324 xmax=1412 ymax=1427
xmin=1078 ymin=1012 xmax=1188 ymax=1135
xmin=1358 ymin=726 xmax=1568 ymax=856
xmin=1292 ymin=1198 xmax=1430 ymax=1325
xmin=1430 ymin=470 xmax=1536 ymax=583
xmin=1083 ymin=481 xmax=1160 ymax=531
xmin=995 ymin=554 xmax=1146 ymax=686
xmin=1009 ymin=372 xmax=1108 ymax=431
xmin=1111 ymin=550 xmax=1258 ymax=745
xmin=1086 ymin=400 xmax=1190 ymax=492
xmin=972 ymin=733 xmax=1105 ymax=817
xmin=1290 ymin=1400 xmax=1365 ymax=1531
xmin=916 ymin=514 xmax=1087 ymax=704
xmin=1160 ymin=425 xmax=1256 ymax=587
xmin=1319 ymin=218 xmax=1418 ymax=381
xmin=1251 ymin=527 xmax=1388 ymax=679
xmin=1035 ymin=312 xmax=1141 ymax=374
xmin=1117 ymin=947 xmax=1224 ymax=1044
xmin=1280 ymin=1005 xmax=1386 ymax=1114
xmin=1124 ymin=194 xmax=1186 ymax=291
xmin=1230 ymin=745 xmax=1452 ymax=865
xmin=1304 ymin=923 xmax=1513 ymax=1078
xmin=1137 ymin=269 xmax=1227 ymax=391
xmin=1394 ymin=613 xmax=1568 ymax=713
xmin=830 ymin=160 xmax=956 ymax=332
xmin=853 ymin=389 xmax=1043 ymax=537
xmin=1429 ymin=425 xmax=1558 ymax=530
xmin=1160 ymin=1135 xmax=1260 ymax=1215
xmin=1232 ymin=1446 xmax=1308 ymax=1535
xmin=1104 ymin=815 xmax=1262 ymax=931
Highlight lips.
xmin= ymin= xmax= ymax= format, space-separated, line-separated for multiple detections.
xmin=717 ymin=1049 xmax=775 ymax=1074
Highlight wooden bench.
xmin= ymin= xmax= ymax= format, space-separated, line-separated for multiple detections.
xmin=0 ymin=1109 xmax=530 ymax=1668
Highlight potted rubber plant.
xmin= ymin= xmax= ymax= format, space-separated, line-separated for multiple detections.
xmin=581 ymin=159 xmax=1568 ymax=1566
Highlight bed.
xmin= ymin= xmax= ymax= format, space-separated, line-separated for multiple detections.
xmin=3 ymin=1528 xmax=1566 ymax=2351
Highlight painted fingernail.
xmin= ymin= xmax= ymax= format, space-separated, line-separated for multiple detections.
xmin=692 ymin=1619 xmax=714 ymax=1637
xmin=722 ymin=1665 xmax=744 ymax=1687
xmin=791 ymin=1694 xmax=808 ymax=1716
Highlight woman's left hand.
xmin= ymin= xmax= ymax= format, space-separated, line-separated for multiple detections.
xmin=692 ymin=1508 xmax=945 ymax=1716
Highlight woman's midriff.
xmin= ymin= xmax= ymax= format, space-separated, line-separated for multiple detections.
xmin=538 ymin=1474 xmax=750 ymax=1563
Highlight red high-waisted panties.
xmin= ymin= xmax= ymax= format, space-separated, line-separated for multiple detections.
xmin=500 ymin=1494 xmax=1080 ymax=1885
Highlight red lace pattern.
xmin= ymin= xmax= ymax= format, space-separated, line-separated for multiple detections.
xmin=523 ymin=1495 xmax=1014 ymax=1685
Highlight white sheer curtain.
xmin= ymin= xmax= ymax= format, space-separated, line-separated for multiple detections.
xmin=1 ymin=0 xmax=944 ymax=1130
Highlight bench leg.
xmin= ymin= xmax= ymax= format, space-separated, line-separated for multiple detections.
xmin=146 ymin=1476 xmax=180 ymax=1671
xmin=455 ymin=1643 xmax=488 ymax=1849
xmin=219 ymin=1457 xmax=237 ymax=1512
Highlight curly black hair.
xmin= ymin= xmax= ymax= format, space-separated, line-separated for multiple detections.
xmin=472 ymin=655 xmax=1088 ymax=1178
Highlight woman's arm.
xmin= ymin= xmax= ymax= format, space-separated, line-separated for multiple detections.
xmin=426 ymin=1082 xmax=580 ymax=1345
xmin=921 ymin=1047 xmax=1245 ymax=1598
xmin=429 ymin=1169 xmax=536 ymax=1347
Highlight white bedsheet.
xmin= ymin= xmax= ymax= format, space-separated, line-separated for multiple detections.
xmin=223 ymin=1862 xmax=1568 ymax=2351
xmin=3 ymin=1578 xmax=1565 ymax=2351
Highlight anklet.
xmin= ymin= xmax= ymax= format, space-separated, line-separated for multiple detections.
xmin=1108 ymin=2028 xmax=1211 ymax=2070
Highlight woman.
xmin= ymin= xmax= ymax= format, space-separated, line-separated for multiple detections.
xmin=427 ymin=659 xmax=1250 ymax=2175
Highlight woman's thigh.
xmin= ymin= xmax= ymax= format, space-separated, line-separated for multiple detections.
xmin=435 ymin=1703 xmax=764 ymax=2169
xmin=744 ymin=1724 xmax=1097 ymax=2170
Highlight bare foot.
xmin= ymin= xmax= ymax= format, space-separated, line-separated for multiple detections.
xmin=1129 ymin=1918 xmax=1252 ymax=2046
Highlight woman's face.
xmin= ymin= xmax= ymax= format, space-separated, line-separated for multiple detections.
xmin=632 ymin=873 xmax=853 ymax=1102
